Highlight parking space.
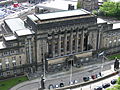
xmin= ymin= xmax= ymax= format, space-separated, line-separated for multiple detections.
xmin=0 ymin=2 xmax=34 ymax=19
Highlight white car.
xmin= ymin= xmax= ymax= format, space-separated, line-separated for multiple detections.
xmin=55 ymin=84 xmax=59 ymax=88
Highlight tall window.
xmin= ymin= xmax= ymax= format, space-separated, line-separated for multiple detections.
xmin=12 ymin=61 xmax=16 ymax=67
xmin=0 ymin=63 xmax=2 ymax=70
xmin=19 ymin=56 xmax=22 ymax=65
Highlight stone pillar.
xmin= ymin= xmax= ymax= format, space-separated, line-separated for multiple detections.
xmin=97 ymin=30 xmax=101 ymax=49
xmin=28 ymin=39 xmax=32 ymax=64
xmin=75 ymin=30 xmax=79 ymax=53
xmin=81 ymin=30 xmax=84 ymax=52
xmin=28 ymin=39 xmax=33 ymax=73
xmin=58 ymin=33 xmax=61 ymax=56
xmin=70 ymin=30 xmax=73 ymax=54
xmin=64 ymin=31 xmax=67 ymax=55
xmin=52 ymin=33 xmax=55 ymax=58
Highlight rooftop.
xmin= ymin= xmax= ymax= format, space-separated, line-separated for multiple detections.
xmin=4 ymin=35 xmax=16 ymax=41
xmin=28 ymin=15 xmax=39 ymax=22
xmin=4 ymin=18 xmax=25 ymax=33
xmin=35 ymin=9 xmax=90 ymax=21
xmin=15 ymin=29 xmax=34 ymax=36
xmin=38 ymin=0 xmax=77 ymax=10
xmin=97 ymin=18 xmax=106 ymax=24
xmin=113 ymin=23 xmax=120 ymax=29
xmin=4 ymin=18 xmax=34 ymax=36
xmin=0 ymin=41 xmax=6 ymax=49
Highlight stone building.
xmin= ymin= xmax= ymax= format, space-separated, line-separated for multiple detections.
xmin=78 ymin=0 xmax=98 ymax=11
xmin=0 ymin=9 xmax=120 ymax=78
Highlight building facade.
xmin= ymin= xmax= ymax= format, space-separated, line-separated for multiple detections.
xmin=0 ymin=9 xmax=120 ymax=78
xmin=78 ymin=0 xmax=98 ymax=11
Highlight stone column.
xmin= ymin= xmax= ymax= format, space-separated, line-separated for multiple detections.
xmin=52 ymin=33 xmax=55 ymax=58
xmin=28 ymin=38 xmax=33 ymax=73
xmin=64 ymin=31 xmax=67 ymax=55
xmin=81 ymin=30 xmax=84 ymax=52
xmin=58 ymin=33 xmax=61 ymax=56
xmin=75 ymin=30 xmax=79 ymax=53
xmin=70 ymin=30 xmax=73 ymax=54
xmin=28 ymin=39 xmax=32 ymax=64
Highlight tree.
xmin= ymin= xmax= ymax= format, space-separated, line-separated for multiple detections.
xmin=77 ymin=1 xmax=81 ymax=9
xmin=99 ymin=1 xmax=120 ymax=17
xmin=117 ymin=77 xmax=120 ymax=85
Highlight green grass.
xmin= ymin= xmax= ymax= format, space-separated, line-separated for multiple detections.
xmin=107 ymin=53 xmax=120 ymax=60
xmin=0 ymin=76 xmax=28 ymax=90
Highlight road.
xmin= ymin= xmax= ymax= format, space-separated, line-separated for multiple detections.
xmin=71 ymin=74 xmax=118 ymax=90
xmin=10 ymin=61 xmax=115 ymax=90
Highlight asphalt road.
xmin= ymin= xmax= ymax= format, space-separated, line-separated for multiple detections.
xmin=10 ymin=61 xmax=114 ymax=90
xmin=71 ymin=73 xmax=119 ymax=90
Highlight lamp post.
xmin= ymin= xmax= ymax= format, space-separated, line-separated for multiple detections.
xmin=70 ymin=57 xmax=73 ymax=86
xmin=98 ymin=51 xmax=104 ymax=75
xmin=38 ymin=40 xmax=46 ymax=90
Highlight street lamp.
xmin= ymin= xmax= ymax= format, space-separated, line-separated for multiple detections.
xmin=98 ymin=51 xmax=105 ymax=76
xmin=38 ymin=40 xmax=46 ymax=90
xmin=69 ymin=56 xmax=73 ymax=86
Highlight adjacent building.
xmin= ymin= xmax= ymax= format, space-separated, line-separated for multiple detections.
xmin=0 ymin=9 xmax=120 ymax=78
xmin=78 ymin=0 xmax=98 ymax=11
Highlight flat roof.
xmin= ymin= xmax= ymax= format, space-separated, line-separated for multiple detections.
xmin=35 ymin=9 xmax=90 ymax=20
xmin=5 ymin=18 xmax=25 ymax=32
xmin=113 ymin=23 xmax=120 ymax=29
xmin=0 ymin=41 xmax=6 ymax=49
xmin=27 ymin=15 xmax=39 ymax=22
xmin=15 ymin=29 xmax=34 ymax=36
xmin=37 ymin=0 xmax=77 ymax=10
xmin=97 ymin=18 xmax=106 ymax=24
xmin=4 ymin=35 xmax=16 ymax=41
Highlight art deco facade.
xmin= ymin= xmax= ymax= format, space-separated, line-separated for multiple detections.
xmin=0 ymin=9 xmax=120 ymax=78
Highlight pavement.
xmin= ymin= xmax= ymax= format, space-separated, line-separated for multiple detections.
xmin=10 ymin=60 xmax=116 ymax=90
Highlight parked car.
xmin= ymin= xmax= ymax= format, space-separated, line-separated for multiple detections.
xmin=69 ymin=81 xmax=74 ymax=85
xmin=83 ymin=77 xmax=89 ymax=81
xmin=91 ymin=75 xmax=96 ymax=79
xmin=111 ymin=79 xmax=117 ymax=85
xmin=74 ymin=80 xmax=78 ymax=84
xmin=55 ymin=84 xmax=59 ymax=88
xmin=94 ymin=86 xmax=102 ymax=90
xmin=60 ymin=83 xmax=64 ymax=87
xmin=48 ymin=84 xmax=54 ymax=90
xmin=102 ymin=83 xmax=110 ymax=88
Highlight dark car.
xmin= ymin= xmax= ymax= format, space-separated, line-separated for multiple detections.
xmin=60 ymin=83 xmax=64 ymax=87
xmin=91 ymin=75 xmax=96 ymax=79
xmin=48 ymin=84 xmax=54 ymax=90
xmin=94 ymin=86 xmax=102 ymax=90
xmin=111 ymin=79 xmax=117 ymax=84
xmin=102 ymin=83 xmax=110 ymax=88
xmin=83 ymin=77 xmax=89 ymax=81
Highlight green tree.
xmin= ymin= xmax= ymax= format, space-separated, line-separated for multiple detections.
xmin=117 ymin=77 xmax=120 ymax=85
xmin=99 ymin=1 xmax=120 ymax=17
xmin=77 ymin=1 xmax=81 ymax=9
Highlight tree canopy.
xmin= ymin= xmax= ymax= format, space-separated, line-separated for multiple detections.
xmin=77 ymin=2 xmax=81 ymax=9
xmin=99 ymin=1 xmax=120 ymax=17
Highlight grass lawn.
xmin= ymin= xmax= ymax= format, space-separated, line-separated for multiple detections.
xmin=107 ymin=53 xmax=120 ymax=60
xmin=0 ymin=76 xmax=28 ymax=90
